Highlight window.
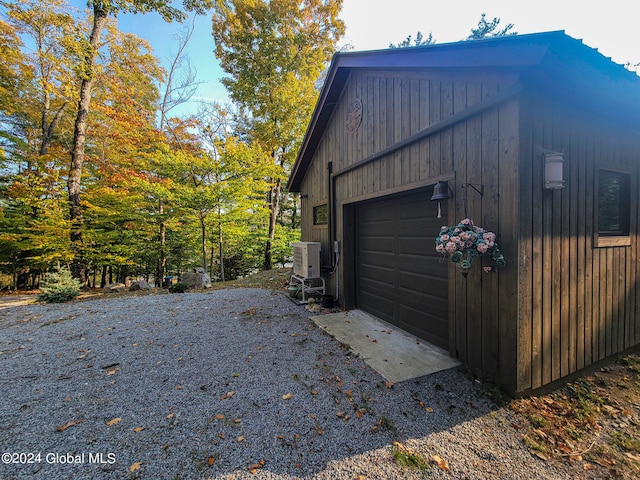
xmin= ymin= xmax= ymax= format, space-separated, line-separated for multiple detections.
xmin=597 ymin=169 xmax=630 ymax=238
xmin=313 ymin=204 xmax=328 ymax=226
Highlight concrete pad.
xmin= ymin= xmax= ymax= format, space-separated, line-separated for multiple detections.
xmin=311 ymin=310 xmax=461 ymax=384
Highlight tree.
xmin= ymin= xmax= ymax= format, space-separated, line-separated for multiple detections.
xmin=67 ymin=0 xmax=213 ymax=283
xmin=467 ymin=13 xmax=516 ymax=40
xmin=211 ymin=0 xmax=345 ymax=270
xmin=389 ymin=31 xmax=435 ymax=48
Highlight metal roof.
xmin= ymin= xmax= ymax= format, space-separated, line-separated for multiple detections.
xmin=287 ymin=31 xmax=640 ymax=192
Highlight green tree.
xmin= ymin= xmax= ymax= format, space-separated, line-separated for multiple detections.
xmin=211 ymin=0 xmax=345 ymax=270
xmin=67 ymin=0 xmax=213 ymax=283
xmin=389 ymin=31 xmax=435 ymax=48
xmin=467 ymin=13 xmax=516 ymax=40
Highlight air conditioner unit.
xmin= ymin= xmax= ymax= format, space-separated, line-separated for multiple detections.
xmin=292 ymin=242 xmax=321 ymax=279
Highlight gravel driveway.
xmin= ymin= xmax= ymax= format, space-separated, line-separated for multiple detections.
xmin=1 ymin=288 xmax=578 ymax=479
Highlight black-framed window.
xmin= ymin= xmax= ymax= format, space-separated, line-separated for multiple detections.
xmin=597 ymin=169 xmax=630 ymax=236
xmin=313 ymin=204 xmax=328 ymax=226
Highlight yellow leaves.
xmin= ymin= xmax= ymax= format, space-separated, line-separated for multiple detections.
xmin=431 ymin=455 xmax=450 ymax=471
xmin=247 ymin=459 xmax=265 ymax=474
xmin=56 ymin=418 xmax=83 ymax=432
xmin=221 ymin=391 xmax=234 ymax=400
xmin=215 ymin=413 xmax=225 ymax=421
xmin=282 ymin=393 xmax=293 ymax=400
xmin=133 ymin=426 xmax=145 ymax=433
xmin=106 ymin=367 xmax=119 ymax=376
xmin=129 ymin=461 xmax=141 ymax=472
xmin=106 ymin=417 xmax=122 ymax=426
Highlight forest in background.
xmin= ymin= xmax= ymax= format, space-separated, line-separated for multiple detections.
xmin=0 ymin=0 xmax=345 ymax=290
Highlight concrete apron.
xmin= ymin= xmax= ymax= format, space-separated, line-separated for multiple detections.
xmin=311 ymin=310 xmax=461 ymax=384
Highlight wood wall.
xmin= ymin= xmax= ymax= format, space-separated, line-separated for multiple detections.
xmin=517 ymin=93 xmax=640 ymax=393
xmin=299 ymin=67 xmax=640 ymax=394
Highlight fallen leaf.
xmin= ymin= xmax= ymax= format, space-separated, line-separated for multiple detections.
xmin=166 ymin=413 xmax=175 ymax=420
xmin=106 ymin=367 xmax=118 ymax=376
xmin=221 ymin=391 xmax=234 ymax=400
xmin=336 ymin=411 xmax=346 ymax=418
xmin=133 ymin=426 xmax=145 ymax=433
xmin=56 ymin=419 xmax=83 ymax=432
xmin=316 ymin=426 xmax=323 ymax=435
xmin=311 ymin=390 xmax=319 ymax=395
xmin=215 ymin=414 xmax=225 ymax=420
xmin=425 ymin=407 xmax=434 ymax=412
xmin=237 ymin=436 xmax=245 ymax=443
xmin=282 ymin=393 xmax=293 ymax=400
xmin=176 ymin=385 xmax=182 ymax=390
xmin=106 ymin=417 xmax=122 ymax=426
xmin=129 ymin=462 xmax=141 ymax=472
xmin=385 ymin=381 xmax=394 ymax=389
xmin=248 ymin=459 xmax=265 ymax=474
xmin=218 ymin=433 xmax=225 ymax=440
xmin=432 ymin=455 xmax=450 ymax=471
xmin=207 ymin=456 xmax=215 ymax=466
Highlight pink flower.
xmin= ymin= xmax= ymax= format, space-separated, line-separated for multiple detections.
xmin=440 ymin=226 xmax=448 ymax=232
xmin=440 ymin=234 xmax=450 ymax=241
xmin=461 ymin=218 xmax=471 ymax=225
xmin=477 ymin=242 xmax=488 ymax=254
xmin=436 ymin=244 xmax=445 ymax=253
xmin=483 ymin=232 xmax=496 ymax=243
xmin=445 ymin=242 xmax=458 ymax=254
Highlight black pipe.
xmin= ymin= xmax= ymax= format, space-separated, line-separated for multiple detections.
xmin=327 ymin=161 xmax=335 ymax=267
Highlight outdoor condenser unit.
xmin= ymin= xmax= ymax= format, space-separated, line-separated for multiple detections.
xmin=292 ymin=242 xmax=321 ymax=279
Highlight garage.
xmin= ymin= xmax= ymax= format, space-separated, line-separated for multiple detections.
xmin=355 ymin=189 xmax=449 ymax=350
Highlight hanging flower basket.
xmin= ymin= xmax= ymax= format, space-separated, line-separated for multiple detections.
xmin=435 ymin=218 xmax=506 ymax=276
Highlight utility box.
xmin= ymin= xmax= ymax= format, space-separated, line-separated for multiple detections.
xmin=292 ymin=242 xmax=321 ymax=278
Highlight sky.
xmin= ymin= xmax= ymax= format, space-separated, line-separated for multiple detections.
xmin=71 ymin=0 xmax=640 ymax=117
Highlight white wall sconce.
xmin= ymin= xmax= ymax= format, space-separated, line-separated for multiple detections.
xmin=544 ymin=153 xmax=565 ymax=189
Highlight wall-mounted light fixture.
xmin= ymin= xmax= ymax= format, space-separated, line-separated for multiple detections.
xmin=544 ymin=153 xmax=565 ymax=189
xmin=431 ymin=181 xmax=453 ymax=219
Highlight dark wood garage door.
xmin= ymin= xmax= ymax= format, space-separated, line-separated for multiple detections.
xmin=356 ymin=189 xmax=449 ymax=350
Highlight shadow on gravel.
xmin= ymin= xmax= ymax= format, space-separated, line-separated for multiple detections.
xmin=0 ymin=289 xmax=552 ymax=480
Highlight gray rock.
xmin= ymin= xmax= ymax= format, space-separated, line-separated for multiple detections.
xmin=103 ymin=283 xmax=126 ymax=293
xmin=129 ymin=280 xmax=151 ymax=291
xmin=180 ymin=270 xmax=212 ymax=289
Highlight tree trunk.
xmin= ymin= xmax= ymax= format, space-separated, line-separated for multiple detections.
xmin=263 ymin=178 xmax=282 ymax=271
xmin=200 ymin=216 xmax=207 ymax=271
xmin=158 ymin=200 xmax=166 ymax=288
xmin=218 ymin=210 xmax=225 ymax=282
xmin=68 ymin=6 xmax=107 ymax=283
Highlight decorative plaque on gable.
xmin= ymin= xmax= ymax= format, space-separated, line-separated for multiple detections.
xmin=345 ymin=98 xmax=363 ymax=134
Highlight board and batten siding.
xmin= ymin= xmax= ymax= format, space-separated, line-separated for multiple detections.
xmin=517 ymin=94 xmax=640 ymax=393
xmin=300 ymin=68 xmax=523 ymax=390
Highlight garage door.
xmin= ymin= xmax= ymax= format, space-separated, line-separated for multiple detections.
xmin=356 ymin=189 xmax=449 ymax=350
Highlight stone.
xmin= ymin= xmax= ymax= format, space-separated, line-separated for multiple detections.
xmin=180 ymin=269 xmax=212 ymax=289
xmin=103 ymin=283 xmax=126 ymax=293
xmin=129 ymin=280 xmax=151 ymax=291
